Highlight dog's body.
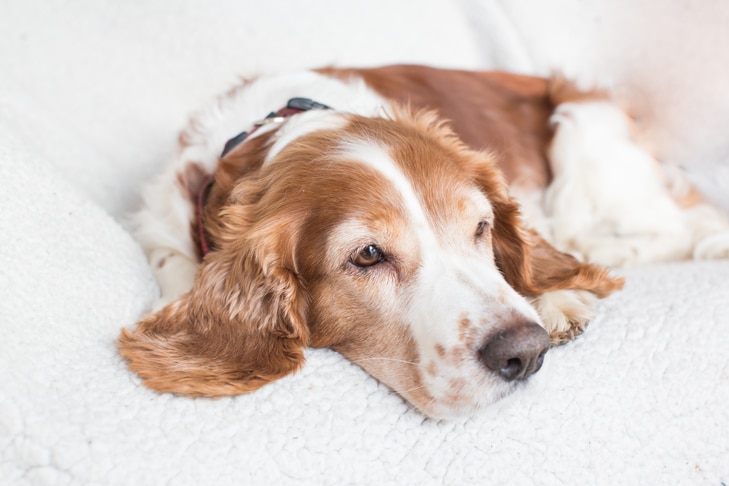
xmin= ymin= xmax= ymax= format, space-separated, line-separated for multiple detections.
xmin=120 ymin=65 xmax=729 ymax=419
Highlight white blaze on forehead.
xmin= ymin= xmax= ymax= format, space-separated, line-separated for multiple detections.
xmin=338 ymin=140 xmax=436 ymax=242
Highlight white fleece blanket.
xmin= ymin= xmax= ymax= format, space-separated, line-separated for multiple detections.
xmin=2 ymin=1 xmax=728 ymax=484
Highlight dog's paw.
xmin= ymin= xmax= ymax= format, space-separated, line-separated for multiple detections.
xmin=581 ymin=239 xmax=638 ymax=268
xmin=151 ymin=295 xmax=177 ymax=313
xmin=148 ymin=248 xmax=199 ymax=312
xmin=693 ymin=230 xmax=729 ymax=260
xmin=531 ymin=289 xmax=598 ymax=345
xmin=578 ymin=231 xmax=693 ymax=267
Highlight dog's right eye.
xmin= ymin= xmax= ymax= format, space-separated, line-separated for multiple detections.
xmin=352 ymin=244 xmax=385 ymax=268
xmin=475 ymin=220 xmax=489 ymax=238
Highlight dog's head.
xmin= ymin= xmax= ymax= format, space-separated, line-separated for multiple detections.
xmin=120 ymin=107 xmax=617 ymax=418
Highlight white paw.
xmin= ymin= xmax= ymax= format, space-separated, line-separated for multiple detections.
xmin=151 ymin=295 xmax=177 ymax=313
xmin=576 ymin=231 xmax=693 ymax=267
xmin=531 ymin=289 xmax=598 ymax=345
xmin=148 ymin=248 xmax=199 ymax=312
xmin=694 ymin=230 xmax=729 ymax=260
xmin=581 ymin=239 xmax=638 ymax=267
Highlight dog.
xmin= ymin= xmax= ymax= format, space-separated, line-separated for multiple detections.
xmin=119 ymin=65 xmax=729 ymax=419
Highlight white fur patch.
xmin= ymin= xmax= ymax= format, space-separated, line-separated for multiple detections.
xmin=264 ymin=111 xmax=348 ymax=163
xmin=338 ymin=140 xmax=433 ymax=233
xmin=546 ymin=101 xmax=693 ymax=265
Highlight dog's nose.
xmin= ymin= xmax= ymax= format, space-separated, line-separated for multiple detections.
xmin=479 ymin=321 xmax=550 ymax=381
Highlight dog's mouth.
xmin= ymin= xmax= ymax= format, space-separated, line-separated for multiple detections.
xmin=387 ymin=328 xmax=550 ymax=419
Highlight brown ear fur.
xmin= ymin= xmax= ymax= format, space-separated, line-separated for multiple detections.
xmin=118 ymin=217 xmax=308 ymax=398
xmin=474 ymin=156 xmax=624 ymax=298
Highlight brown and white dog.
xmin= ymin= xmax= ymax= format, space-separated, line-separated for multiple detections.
xmin=119 ymin=65 xmax=729 ymax=419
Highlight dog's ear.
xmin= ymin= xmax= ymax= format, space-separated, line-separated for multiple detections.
xmin=509 ymin=228 xmax=624 ymax=298
xmin=472 ymin=155 xmax=624 ymax=298
xmin=118 ymin=211 xmax=308 ymax=398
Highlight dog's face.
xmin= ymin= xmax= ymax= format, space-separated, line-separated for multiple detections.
xmin=120 ymin=109 xmax=580 ymax=419
xmin=283 ymin=114 xmax=549 ymax=418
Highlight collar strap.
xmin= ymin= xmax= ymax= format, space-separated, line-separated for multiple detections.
xmin=197 ymin=97 xmax=332 ymax=257
xmin=221 ymin=97 xmax=332 ymax=157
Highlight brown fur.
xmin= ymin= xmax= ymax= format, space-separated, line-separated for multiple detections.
xmin=118 ymin=221 xmax=309 ymax=397
xmin=319 ymin=65 xmax=555 ymax=192
xmin=119 ymin=67 xmax=624 ymax=406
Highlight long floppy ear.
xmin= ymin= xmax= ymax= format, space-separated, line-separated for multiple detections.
xmin=474 ymin=157 xmax=624 ymax=298
xmin=118 ymin=229 xmax=309 ymax=398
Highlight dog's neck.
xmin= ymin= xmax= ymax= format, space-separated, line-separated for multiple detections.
xmin=197 ymin=97 xmax=332 ymax=257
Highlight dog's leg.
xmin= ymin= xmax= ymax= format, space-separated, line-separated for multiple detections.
xmin=129 ymin=160 xmax=209 ymax=312
xmin=663 ymin=165 xmax=729 ymax=260
xmin=545 ymin=100 xmax=701 ymax=266
xmin=690 ymin=207 xmax=729 ymax=259
xmin=147 ymin=248 xmax=199 ymax=311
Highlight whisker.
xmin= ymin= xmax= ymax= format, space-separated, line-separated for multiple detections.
xmin=351 ymin=357 xmax=421 ymax=367
xmin=399 ymin=383 xmax=428 ymax=394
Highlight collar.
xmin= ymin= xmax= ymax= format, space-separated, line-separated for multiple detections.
xmin=221 ymin=97 xmax=331 ymax=157
xmin=197 ymin=97 xmax=332 ymax=257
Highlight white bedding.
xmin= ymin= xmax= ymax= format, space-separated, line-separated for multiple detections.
xmin=2 ymin=0 xmax=728 ymax=484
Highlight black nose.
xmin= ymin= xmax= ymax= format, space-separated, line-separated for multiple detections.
xmin=479 ymin=321 xmax=550 ymax=381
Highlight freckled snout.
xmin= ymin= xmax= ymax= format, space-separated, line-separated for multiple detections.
xmin=479 ymin=321 xmax=550 ymax=381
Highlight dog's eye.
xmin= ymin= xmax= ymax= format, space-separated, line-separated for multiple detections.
xmin=352 ymin=244 xmax=385 ymax=268
xmin=475 ymin=220 xmax=490 ymax=238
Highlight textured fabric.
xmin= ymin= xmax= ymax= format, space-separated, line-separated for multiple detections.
xmin=1 ymin=1 xmax=728 ymax=484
